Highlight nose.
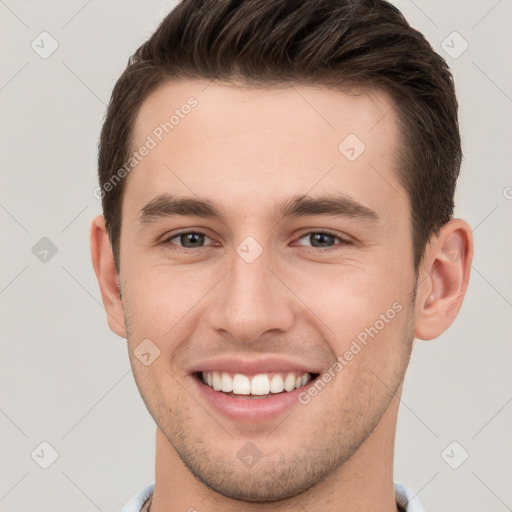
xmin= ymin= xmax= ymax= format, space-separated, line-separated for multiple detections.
xmin=206 ymin=240 xmax=295 ymax=344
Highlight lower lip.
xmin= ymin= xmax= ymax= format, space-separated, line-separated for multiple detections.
xmin=191 ymin=374 xmax=317 ymax=423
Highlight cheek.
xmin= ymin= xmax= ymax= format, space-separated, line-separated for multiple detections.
xmin=288 ymin=265 xmax=412 ymax=376
xmin=123 ymin=264 xmax=197 ymax=324
xmin=287 ymin=263 xmax=403 ymax=332
xmin=121 ymin=265 xmax=211 ymax=371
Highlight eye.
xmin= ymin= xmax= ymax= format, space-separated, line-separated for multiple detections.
xmin=163 ymin=231 xmax=214 ymax=250
xmin=161 ymin=229 xmax=351 ymax=252
xmin=294 ymin=230 xmax=351 ymax=251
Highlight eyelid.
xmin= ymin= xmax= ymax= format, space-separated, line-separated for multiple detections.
xmin=293 ymin=230 xmax=353 ymax=249
xmin=162 ymin=230 xmax=216 ymax=247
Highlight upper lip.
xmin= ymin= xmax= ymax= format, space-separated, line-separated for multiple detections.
xmin=189 ymin=355 xmax=322 ymax=376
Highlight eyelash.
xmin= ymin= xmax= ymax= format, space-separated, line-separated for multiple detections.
xmin=161 ymin=230 xmax=352 ymax=253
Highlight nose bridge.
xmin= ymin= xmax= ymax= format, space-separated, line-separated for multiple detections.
xmin=231 ymin=238 xmax=271 ymax=301
xmin=207 ymin=235 xmax=294 ymax=343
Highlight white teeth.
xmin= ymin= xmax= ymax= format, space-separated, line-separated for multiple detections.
xmin=212 ymin=371 xmax=222 ymax=391
xmin=251 ymin=374 xmax=270 ymax=395
xmin=270 ymin=374 xmax=284 ymax=393
xmin=232 ymin=374 xmax=251 ymax=395
xmin=284 ymin=373 xmax=296 ymax=392
xmin=200 ymin=371 xmax=312 ymax=396
xmin=221 ymin=372 xmax=233 ymax=392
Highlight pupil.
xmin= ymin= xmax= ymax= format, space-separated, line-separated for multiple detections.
xmin=311 ymin=233 xmax=334 ymax=247
xmin=182 ymin=233 xmax=204 ymax=247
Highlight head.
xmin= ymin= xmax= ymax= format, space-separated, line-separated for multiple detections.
xmin=91 ymin=0 xmax=472 ymax=503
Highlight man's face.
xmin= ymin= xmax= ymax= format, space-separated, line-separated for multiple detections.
xmin=118 ymin=80 xmax=417 ymax=500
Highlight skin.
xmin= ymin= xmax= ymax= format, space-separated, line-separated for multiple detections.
xmin=91 ymin=80 xmax=473 ymax=512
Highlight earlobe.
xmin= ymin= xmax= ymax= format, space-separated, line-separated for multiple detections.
xmin=414 ymin=219 xmax=474 ymax=341
xmin=90 ymin=214 xmax=127 ymax=338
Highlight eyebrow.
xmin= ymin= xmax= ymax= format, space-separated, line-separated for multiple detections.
xmin=138 ymin=193 xmax=379 ymax=225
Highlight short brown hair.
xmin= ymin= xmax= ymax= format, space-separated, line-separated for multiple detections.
xmin=98 ymin=0 xmax=461 ymax=275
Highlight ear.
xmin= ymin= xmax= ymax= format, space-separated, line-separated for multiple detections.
xmin=90 ymin=214 xmax=127 ymax=338
xmin=414 ymin=218 xmax=474 ymax=341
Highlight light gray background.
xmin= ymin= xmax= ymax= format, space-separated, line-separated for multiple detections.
xmin=1 ymin=1 xmax=511 ymax=511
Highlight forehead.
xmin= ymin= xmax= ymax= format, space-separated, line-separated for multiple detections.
xmin=125 ymin=79 xmax=406 ymax=228
xmin=133 ymin=79 xmax=397 ymax=150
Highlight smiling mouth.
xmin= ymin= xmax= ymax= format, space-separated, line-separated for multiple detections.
xmin=194 ymin=371 xmax=320 ymax=399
